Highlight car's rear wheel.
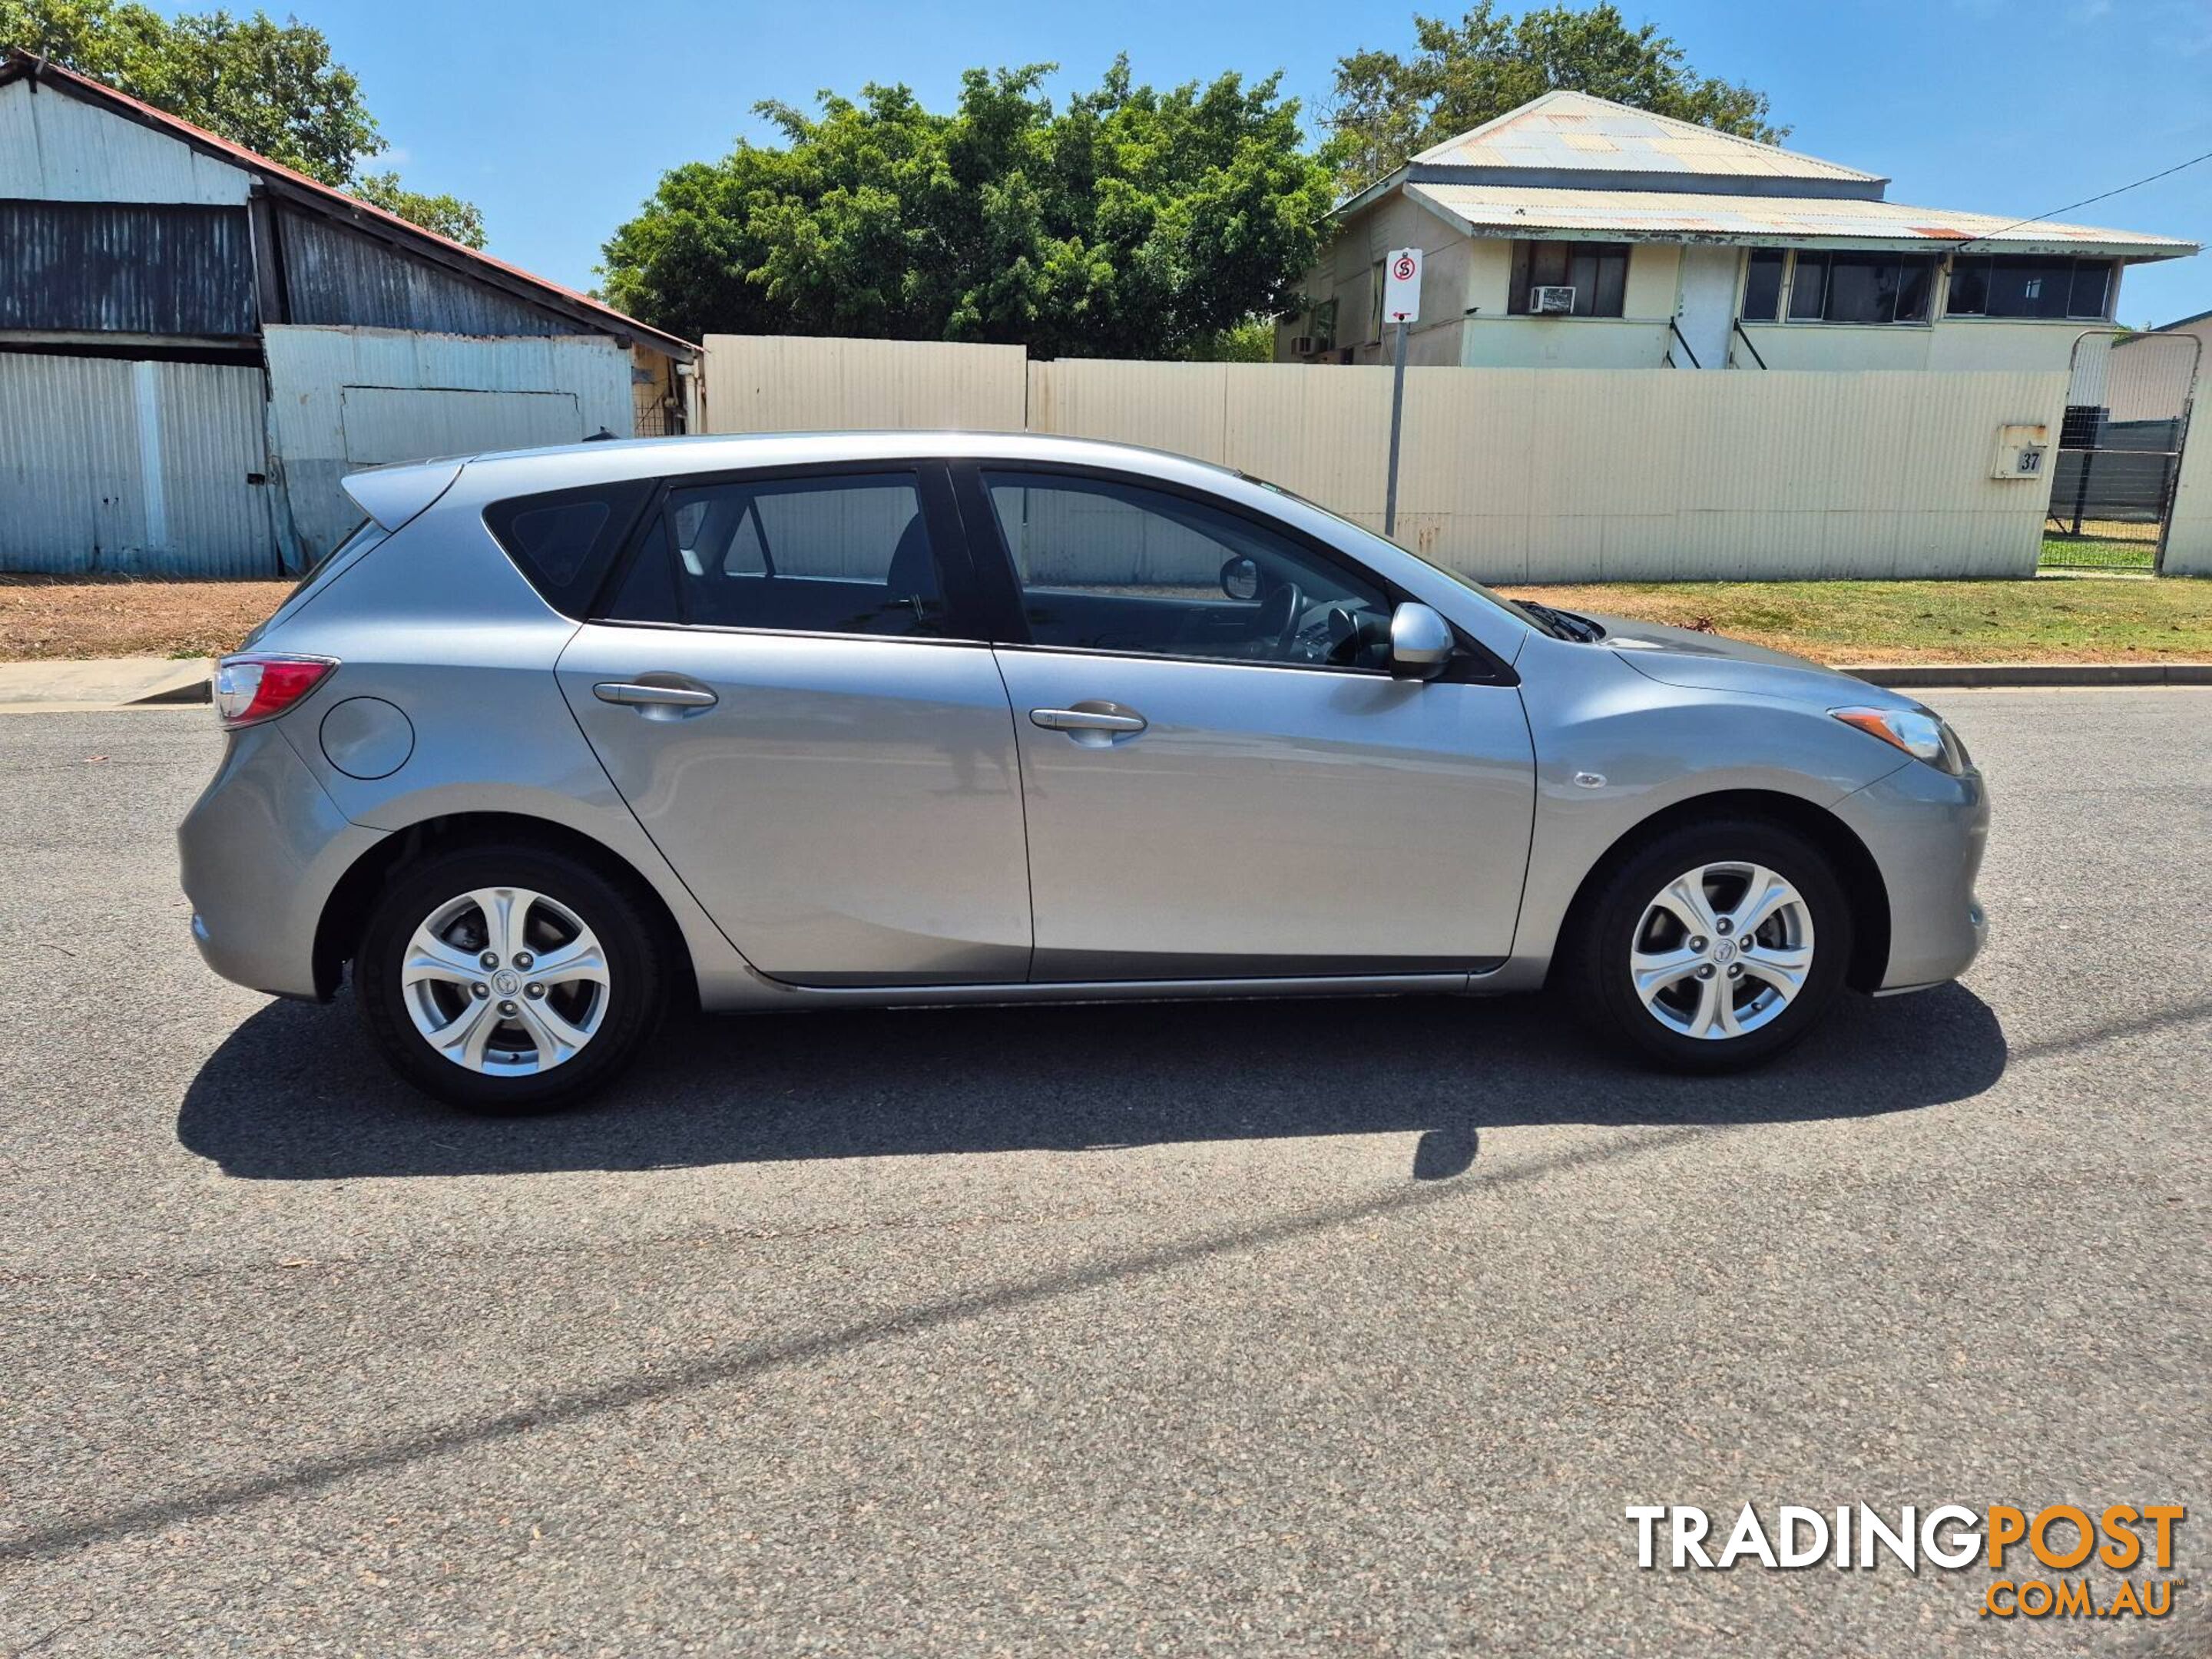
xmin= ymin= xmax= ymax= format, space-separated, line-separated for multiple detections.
xmin=1569 ymin=817 xmax=1853 ymax=1073
xmin=356 ymin=846 xmax=664 ymax=1111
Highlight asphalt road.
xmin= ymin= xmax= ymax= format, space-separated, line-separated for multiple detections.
xmin=1 ymin=691 xmax=2206 ymax=1657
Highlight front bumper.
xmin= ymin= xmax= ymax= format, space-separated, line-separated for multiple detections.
xmin=177 ymin=722 xmax=387 ymax=999
xmin=1833 ymin=758 xmax=1991 ymax=992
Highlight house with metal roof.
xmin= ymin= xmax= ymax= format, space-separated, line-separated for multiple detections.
xmin=0 ymin=51 xmax=701 ymax=577
xmin=1277 ymin=90 xmax=2199 ymax=374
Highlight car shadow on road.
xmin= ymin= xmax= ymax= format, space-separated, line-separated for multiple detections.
xmin=177 ymin=981 xmax=2007 ymax=1182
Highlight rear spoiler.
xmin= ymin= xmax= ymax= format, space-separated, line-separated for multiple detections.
xmin=340 ymin=458 xmax=467 ymax=531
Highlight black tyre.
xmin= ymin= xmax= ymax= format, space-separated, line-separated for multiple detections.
xmin=355 ymin=844 xmax=666 ymax=1111
xmin=1567 ymin=816 xmax=1853 ymax=1073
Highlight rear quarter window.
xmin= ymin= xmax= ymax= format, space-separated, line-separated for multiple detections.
xmin=483 ymin=480 xmax=656 ymax=618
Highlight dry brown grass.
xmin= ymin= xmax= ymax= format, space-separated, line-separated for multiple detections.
xmin=0 ymin=575 xmax=292 ymax=663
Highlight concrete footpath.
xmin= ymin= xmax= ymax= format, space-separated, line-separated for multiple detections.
xmin=0 ymin=654 xmax=2207 ymax=714
xmin=0 ymin=656 xmax=212 ymax=714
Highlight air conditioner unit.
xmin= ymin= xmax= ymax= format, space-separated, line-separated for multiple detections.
xmin=1530 ymin=285 xmax=1576 ymax=315
xmin=1289 ymin=335 xmax=1318 ymax=356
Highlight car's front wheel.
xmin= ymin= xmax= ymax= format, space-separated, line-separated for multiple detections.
xmin=1570 ymin=817 xmax=1853 ymax=1073
xmin=355 ymin=845 xmax=664 ymax=1111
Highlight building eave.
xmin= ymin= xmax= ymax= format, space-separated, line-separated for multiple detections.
xmin=1403 ymin=181 xmax=2199 ymax=263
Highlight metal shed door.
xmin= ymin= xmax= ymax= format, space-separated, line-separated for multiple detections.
xmin=0 ymin=353 xmax=276 ymax=576
xmin=337 ymin=386 xmax=585 ymax=465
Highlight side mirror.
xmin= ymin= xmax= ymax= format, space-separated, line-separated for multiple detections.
xmin=1220 ymin=555 xmax=1260 ymax=601
xmin=1388 ymin=602 xmax=1454 ymax=679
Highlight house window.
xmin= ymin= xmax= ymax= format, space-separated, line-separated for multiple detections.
xmin=1740 ymin=250 xmax=1786 ymax=322
xmin=1508 ymin=241 xmax=1631 ymax=316
xmin=1783 ymin=252 xmax=1935 ymax=324
xmin=1945 ymin=254 xmax=2113 ymax=320
xmin=1310 ymin=298 xmax=1339 ymax=352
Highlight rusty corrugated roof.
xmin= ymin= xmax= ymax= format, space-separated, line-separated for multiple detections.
xmin=1410 ymin=91 xmax=1883 ymax=184
xmin=1408 ymin=180 xmax=2200 ymax=258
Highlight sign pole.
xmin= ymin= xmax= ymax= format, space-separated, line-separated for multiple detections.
xmin=1379 ymin=247 xmax=1422 ymax=541
xmin=1385 ymin=318 xmax=1408 ymax=538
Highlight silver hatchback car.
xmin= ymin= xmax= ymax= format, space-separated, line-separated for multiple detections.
xmin=180 ymin=432 xmax=1988 ymax=1111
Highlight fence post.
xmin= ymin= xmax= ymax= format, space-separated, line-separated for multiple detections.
xmin=2069 ymin=449 xmax=2093 ymax=536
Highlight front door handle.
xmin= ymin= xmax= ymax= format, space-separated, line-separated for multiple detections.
xmin=1030 ymin=706 xmax=1146 ymax=734
xmin=594 ymin=680 xmax=718 ymax=710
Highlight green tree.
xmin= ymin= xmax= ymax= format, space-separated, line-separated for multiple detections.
xmin=600 ymin=58 xmax=1336 ymax=359
xmin=1187 ymin=318 xmax=1279 ymax=362
xmin=351 ymin=170 xmax=485 ymax=248
xmin=1 ymin=0 xmax=482 ymax=240
xmin=1328 ymin=3 xmax=1783 ymax=190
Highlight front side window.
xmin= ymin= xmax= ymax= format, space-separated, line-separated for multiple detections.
xmin=1945 ymin=254 xmax=2114 ymax=320
xmin=981 ymin=472 xmax=1396 ymax=671
xmin=1508 ymin=241 xmax=1631 ymax=316
xmin=604 ymin=472 xmax=955 ymax=637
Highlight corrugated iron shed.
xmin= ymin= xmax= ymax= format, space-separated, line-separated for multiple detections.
xmin=0 ymin=200 xmax=256 ymax=335
xmin=277 ymin=209 xmax=587 ymax=336
xmin=0 ymin=51 xmax=697 ymax=360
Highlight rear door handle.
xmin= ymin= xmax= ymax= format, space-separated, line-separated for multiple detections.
xmin=1030 ymin=706 xmax=1146 ymax=734
xmin=594 ymin=680 xmax=718 ymax=709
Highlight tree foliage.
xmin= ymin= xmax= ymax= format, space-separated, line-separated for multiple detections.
xmin=351 ymin=170 xmax=485 ymax=247
xmin=1328 ymin=3 xmax=1783 ymax=190
xmin=600 ymin=58 xmax=1337 ymax=359
xmin=0 ymin=0 xmax=482 ymax=240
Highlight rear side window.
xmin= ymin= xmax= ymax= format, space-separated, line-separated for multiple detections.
xmin=483 ymin=480 xmax=655 ymax=618
xmin=604 ymin=472 xmax=958 ymax=638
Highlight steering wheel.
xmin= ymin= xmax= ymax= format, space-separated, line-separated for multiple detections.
xmin=1256 ymin=581 xmax=1306 ymax=659
xmin=1324 ymin=601 xmax=1381 ymax=666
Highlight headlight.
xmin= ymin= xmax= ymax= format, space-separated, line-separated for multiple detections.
xmin=1830 ymin=705 xmax=1970 ymax=775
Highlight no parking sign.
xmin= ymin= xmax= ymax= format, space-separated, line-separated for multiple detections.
xmin=1383 ymin=247 xmax=1423 ymax=324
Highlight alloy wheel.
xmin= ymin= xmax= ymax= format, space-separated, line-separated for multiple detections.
xmin=1628 ymin=862 xmax=1816 ymax=1041
xmin=399 ymin=886 xmax=611 ymax=1074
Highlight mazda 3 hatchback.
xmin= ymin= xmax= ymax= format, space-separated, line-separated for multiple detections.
xmin=180 ymin=432 xmax=1988 ymax=1111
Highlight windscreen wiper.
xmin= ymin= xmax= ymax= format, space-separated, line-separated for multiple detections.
xmin=1518 ymin=601 xmax=1605 ymax=643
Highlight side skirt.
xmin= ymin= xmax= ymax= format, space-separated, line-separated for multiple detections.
xmin=703 ymin=968 xmax=1509 ymax=1013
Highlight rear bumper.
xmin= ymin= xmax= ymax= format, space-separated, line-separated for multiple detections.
xmin=177 ymin=723 xmax=387 ymax=999
xmin=1833 ymin=760 xmax=1991 ymax=992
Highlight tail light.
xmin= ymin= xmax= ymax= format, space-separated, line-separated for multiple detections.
xmin=213 ymin=653 xmax=338 ymax=729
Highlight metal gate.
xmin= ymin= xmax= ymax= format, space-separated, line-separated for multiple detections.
xmin=0 ymin=353 xmax=278 ymax=576
xmin=2045 ymin=329 xmax=2201 ymax=573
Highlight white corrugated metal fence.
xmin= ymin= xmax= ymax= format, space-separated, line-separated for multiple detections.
xmin=704 ymin=333 xmax=2071 ymax=581
xmin=2165 ymin=413 xmax=2212 ymax=576
xmin=704 ymin=335 xmax=1028 ymax=435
